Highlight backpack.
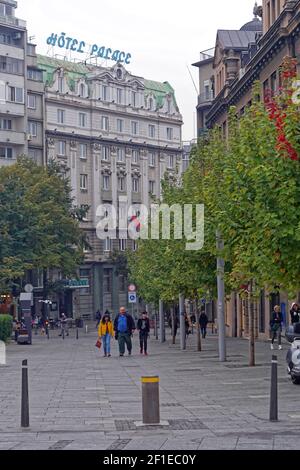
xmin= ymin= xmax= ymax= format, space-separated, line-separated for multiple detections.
xmin=118 ymin=315 xmax=128 ymax=333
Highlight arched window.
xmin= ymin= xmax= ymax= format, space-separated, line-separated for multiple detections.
xmin=149 ymin=97 xmax=154 ymax=110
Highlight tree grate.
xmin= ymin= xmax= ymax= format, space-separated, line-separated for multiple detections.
xmin=48 ymin=440 xmax=73 ymax=450
xmin=107 ymin=439 xmax=131 ymax=450
xmin=115 ymin=419 xmax=208 ymax=431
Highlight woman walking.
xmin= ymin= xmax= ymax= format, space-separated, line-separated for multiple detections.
xmin=98 ymin=313 xmax=114 ymax=357
xmin=270 ymin=305 xmax=283 ymax=350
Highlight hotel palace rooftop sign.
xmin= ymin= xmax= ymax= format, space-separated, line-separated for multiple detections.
xmin=47 ymin=32 xmax=132 ymax=64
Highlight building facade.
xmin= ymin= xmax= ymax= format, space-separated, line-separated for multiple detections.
xmin=37 ymin=55 xmax=183 ymax=318
xmin=0 ymin=0 xmax=44 ymax=167
xmin=193 ymin=1 xmax=300 ymax=339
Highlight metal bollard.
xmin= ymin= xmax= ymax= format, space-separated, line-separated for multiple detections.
xmin=85 ymin=325 xmax=88 ymax=334
xmin=76 ymin=328 xmax=79 ymax=340
xmin=269 ymin=355 xmax=278 ymax=422
xmin=47 ymin=327 xmax=49 ymax=340
xmin=21 ymin=360 xmax=29 ymax=428
xmin=141 ymin=376 xmax=160 ymax=425
xmin=62 ymin=329 xmax=65 ymax=340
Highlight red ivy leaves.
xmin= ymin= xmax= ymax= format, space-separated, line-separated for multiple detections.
xmin=264 ymin=56 xmax=299 ymax=162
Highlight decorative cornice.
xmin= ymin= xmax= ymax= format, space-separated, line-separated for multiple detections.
xmin=101 ymin=166 xmax=112 ymax=175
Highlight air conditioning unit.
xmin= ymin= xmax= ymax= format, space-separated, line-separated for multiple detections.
xmin=27 ymin=133 xmax=32 ymax=141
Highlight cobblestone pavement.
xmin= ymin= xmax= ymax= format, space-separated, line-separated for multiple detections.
xmin=1 ymin=324 xmax=300 ymax=450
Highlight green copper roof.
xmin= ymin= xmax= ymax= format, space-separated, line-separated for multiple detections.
xmin=37 ymin=54 xmax=179 ymax=110
xmin=144 ymin=79 xmax=179 ymax=111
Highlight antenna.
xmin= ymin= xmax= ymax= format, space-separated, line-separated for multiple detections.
xmin=186 ymin=64 xmax=199 ymax=96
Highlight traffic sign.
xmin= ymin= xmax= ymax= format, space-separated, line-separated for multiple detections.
xmin=128 ymin=284 xmax=136 ymax=292
xmin=24 ymin=284 xmax=33 ymax=293
xmin=128 ymin=292 xmax=137 ymax=304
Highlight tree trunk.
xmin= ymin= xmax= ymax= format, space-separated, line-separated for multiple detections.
xmin=42 ymin=269 xmax=48 ymax=320
xmin=171 ymin=306 xmax=176 ymax=344
xmin=249 ymin=280 xmax=255 ymax=367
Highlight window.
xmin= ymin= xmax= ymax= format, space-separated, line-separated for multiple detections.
xmin=119 ymin=275 xmax=126 ymax=292
xmin=0 ymin=56 xmax=23 ymax=74
xmin=149 ymin=125 xmax=155 ymax=138
xmin=102 ymin=146 xmax=110 ymax=161
xmin=57 ymin=109 xmax=65 ymax=124
xmin=0 ymin=33 xmax=11 ymax=45
xmin=0 ymin=3 xmax=13 ymax=16
xmin=131 ymin=121 xmax=138 ymax=135
xmin=204 ymin=84 xmax=211 ymax=101
xmin=28 ymin=149 xmax=38 ymax=162
xmin=80 ymin=174 xmax=88 ymax=191
xmin=149 ymin=97 xmax=154 ymax=110
xmin=132 ymin=91 xmax=138 ymax=107
xmin=79 ymin=143 xmax=87 ymax=159
xmin=79 ymin=83 xmax=86 ymax=97
xmin=149 ymin=181 xmax=155 ymax=194
xmin=0 ymin=118 xmax=12 ymax=130
xmin=166 ymin=127 xmax=173 ymax=140
xmin=27 ymin=94 xmax=36 ymax=109
xmin=132 ymin=178 xmax=139 ymax=193
xmin=149 ymin=152 xmax=155 ymax=167
xmin=104 ymin=238 xmax=111 ymax=254
xmin=182 ymin=154 xmax=189 ymax=172
xmin=117 ymin=119 xmax=124 ymax=133
xmin=8 ymin=86 xmax=24 ymax=103
xmin=167 ymin=100 xmax=171 ymax=114
xmin=119 ymin=239 xmax=126 ymax=251
xmin=57 ymin=141 xmax=66 ymax=156
xmin=79 ymin=113 xmax=87 ymax=128
xmin=101 ymin=116 xmax=109 ymax=131
xmin=103 ymin=175 xmax=110 ymax=190
xmin=271 ymin=71 xmax=277 ymax=94
xmin=0 ymin=147 xmax=13 ymax=159
xmin=27 ymin=69 xmax=43 ymax=81
xmin=58 ymin=76 xmax=64 ymax=93
xmin=117 ymin=148 xmax=125 ymax=162
xmin=103 ymin=268 xmax=112 ymax=290
xmin=263 ymin=79 xmax=269 ymax=100
xmin=27 ymin=44 xmax=35 ymax=56
xmin=118 ymin=177 xmax=125 ymax=191
xmin=28 ymin=121 xmax=37 ymax=137
xmin=168 ymin=155 xmax=175 ymax=169
xmin=132 ymin=150 xmax=139 ymax=164
xmin=102 ymin=85 xmax=109 ymax=101
xmin=80 ymin=204 xmax=89 ymax=221
xmin=117 ymin=88 xmax=123 ymax=104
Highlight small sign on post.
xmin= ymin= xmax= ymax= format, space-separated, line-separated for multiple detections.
xmin=128 ymin=292 xmax=137 ymax=304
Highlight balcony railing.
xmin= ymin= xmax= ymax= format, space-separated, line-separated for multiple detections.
xmin=199 ymin=48 xmax=215 ymax=62
xmin=198 ymin=91 xmax=214 ymax=105
xmin=0 ymin=15 xmax=26 ymax=28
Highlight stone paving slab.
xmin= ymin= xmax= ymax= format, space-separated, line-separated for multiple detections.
xmin=1 ymin=326 xmax=299 ymax=449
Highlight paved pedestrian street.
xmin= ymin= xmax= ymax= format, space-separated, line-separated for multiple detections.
xmin=1 ymin=325 xmax=300 ymax=450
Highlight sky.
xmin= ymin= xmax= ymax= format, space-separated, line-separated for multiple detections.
xmin=18 ymin=0 xmax=258 ymax=141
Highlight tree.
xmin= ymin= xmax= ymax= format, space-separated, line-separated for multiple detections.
xmin=0 ymin=157 xmax=85 ymax=294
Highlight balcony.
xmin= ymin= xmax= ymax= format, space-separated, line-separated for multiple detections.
xmin=0 ymin=15 xmax=26 ymax=29
xmin=197 ymin=91 xmax=214 ymax=106
xmin=199 ymin=48 xmax=215 ymax=62
xmin=0 ymin=157 xmax=17 ymax=166
xmin=1 ymin=130 xmax=25 ymax=145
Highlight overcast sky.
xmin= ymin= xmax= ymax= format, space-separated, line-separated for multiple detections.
xmin=18 ymin=0 xmax=258 ymax=141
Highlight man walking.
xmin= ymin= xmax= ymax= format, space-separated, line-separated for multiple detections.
xmin=199 ymin=311 xmax=209 ymax=339
xmin=114 ymin=307 xmax=135 ymax=357
xmin=137 ymin=311 xmax=150 ymax=355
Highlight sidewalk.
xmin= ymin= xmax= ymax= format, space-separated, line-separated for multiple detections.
xmin=0 ymin=325 xmax=299 ymax=450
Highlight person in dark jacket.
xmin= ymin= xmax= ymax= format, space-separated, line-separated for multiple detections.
xmin=199 ymin=312 xmax=209 ymax=338
xmin=137 ymin=312 xmax=150 ymax=355
xmin=95 ymin=309 xmax=102 ymax=328
xmin=270 ymin=305 xmax=283 ymax=350
xmin=290 ymin=303 xmax=300 ymax=325
xmin=114 ymin=307 xmax=136 ymax=357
